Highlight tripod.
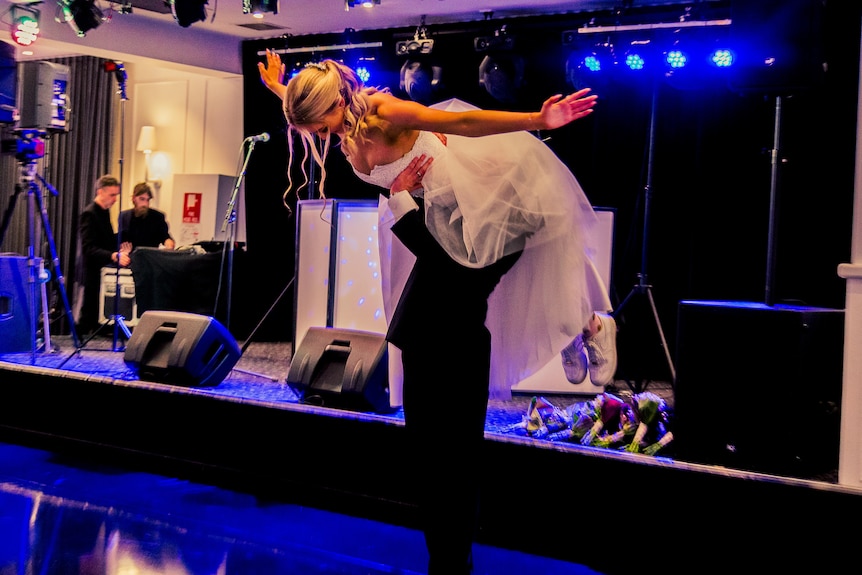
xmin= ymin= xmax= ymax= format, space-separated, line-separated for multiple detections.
xmin=611 ymin=81 xmax=676 ymax=392
xmin=14 ymin=139 xmax=80 ymax=362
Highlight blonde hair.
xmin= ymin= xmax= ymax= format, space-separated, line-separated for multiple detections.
xmin=281 ymin=59 xmax=381 ymax=205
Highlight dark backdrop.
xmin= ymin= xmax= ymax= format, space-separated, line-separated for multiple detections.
xmin=238 ymin=2 xmax=860 ymax=384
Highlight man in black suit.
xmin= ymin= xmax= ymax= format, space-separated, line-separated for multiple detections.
xmin=385 ymin=178 xmax=521 ymax=574
xmin=74 ymin=175 xmax=131 ymax=335
xmin=119 ymin=182 xmax=175 ymax=250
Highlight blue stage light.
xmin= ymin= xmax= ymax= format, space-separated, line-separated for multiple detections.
xmin=665 ymin=49 xmax=688 ymax=69
xmin=625 ymin=52 xmax=645 ymax=71
xmin=710 ymin=49 xmax=734 ymax=68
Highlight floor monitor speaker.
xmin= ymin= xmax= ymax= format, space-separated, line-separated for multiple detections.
xmin=675 ymin=300 xmax=843 ymax=477
xmin=0 ymin=255 xmax=34 ymax=354
xmin=124 ymin=311 xmax=240 ymax=387
xmin=287 ymin=327 xmax=391 ymax=413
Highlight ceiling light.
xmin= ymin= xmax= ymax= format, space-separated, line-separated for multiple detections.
xmin=10 ymin=4 xmax=40 ymax=47
xmin=170 ymin=0 xmax=207 ymax=28
xmin=397 ymin=19 xmax=443 ymax=104
xmin=242 ymin=0 xmax=278 ymax=17
xmin=344 ymin=0 xmax=379 ymax=10
xmin=60 ymin=0 xmax=104 ymax=37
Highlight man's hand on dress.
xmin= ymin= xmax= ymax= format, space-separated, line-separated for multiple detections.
xmin=389 ymin=154 xmax=433 ymax=197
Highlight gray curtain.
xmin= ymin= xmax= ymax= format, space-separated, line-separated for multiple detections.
xmin=0 ymin=55 xmax=116 ymax=335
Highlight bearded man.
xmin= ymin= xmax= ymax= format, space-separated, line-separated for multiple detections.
xmin=119 ymin=182 xmax=175 ymax=250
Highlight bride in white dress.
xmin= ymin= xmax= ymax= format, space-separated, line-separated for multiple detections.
xmin=258 ymin=52 xmax=612 ymax=400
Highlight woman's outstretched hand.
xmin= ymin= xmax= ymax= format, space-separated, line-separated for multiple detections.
xmin=536 ymin=88 xmax=598 ymax=130
xmin=258 ymin=49 xmax=286 ymax=97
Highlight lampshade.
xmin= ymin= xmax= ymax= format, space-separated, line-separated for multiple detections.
xmin=136 ymin=125 xmax=156 ymax=153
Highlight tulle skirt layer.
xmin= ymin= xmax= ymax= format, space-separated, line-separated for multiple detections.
xmin=379 ymin=100 xmax=610 ymax=399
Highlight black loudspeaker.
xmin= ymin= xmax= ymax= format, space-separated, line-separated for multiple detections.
xmin=287 ymin=327 xmax=392 ymax=413
xmin=729 ymin=0 xmax=825 ymax=94
xmin=0 ymin=41 xmax=15 ymax=125
xmin=124 ymin=311 xmax=241 ymax=387
xmin=0 ymin=255 xmax=35 ymax=354
xmin=675 ymin=300 xmax=844 ymax=477
xmin=16 ymin=61 xmax=71 ymax=132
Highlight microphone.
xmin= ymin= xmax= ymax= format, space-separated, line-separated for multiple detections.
xmin=245 ymin=132 xmax=270 ymax=143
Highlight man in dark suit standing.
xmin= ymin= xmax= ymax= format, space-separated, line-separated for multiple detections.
xmin=119 ymin=182 xmax=175 ymax=250
xmin=74 ymin=175 xmax=131 ymax=335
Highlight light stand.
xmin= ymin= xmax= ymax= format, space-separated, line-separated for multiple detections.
xmin=764 ymin=95 xmax=783 ymax=306
xmin=611 ymin=79 xmax=676 ymax=391
xmin=108 ymin=63 xmax=132 ymax=350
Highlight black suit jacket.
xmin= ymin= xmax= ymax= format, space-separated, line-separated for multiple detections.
xmin=386 ymin=197 xmax=521 ymax=351
xmin=77 ymin=201 xmax=116 ymax=283
xmin=119 ymin=208 xmax=173 ymax=249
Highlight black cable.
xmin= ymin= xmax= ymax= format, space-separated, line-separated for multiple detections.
xmin=240 ymin=275 xmax=294 ymax=355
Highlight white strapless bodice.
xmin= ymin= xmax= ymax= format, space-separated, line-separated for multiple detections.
xmin=352 ymin=131 xmax=447 ymax=191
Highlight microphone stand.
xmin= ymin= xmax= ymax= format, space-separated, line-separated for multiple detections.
xmin=218 ymin=137 xmax=258 ymax=331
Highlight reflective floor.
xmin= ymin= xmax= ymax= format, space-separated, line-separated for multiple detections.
xmin=0 ymin=441 xmax=603 ymax=575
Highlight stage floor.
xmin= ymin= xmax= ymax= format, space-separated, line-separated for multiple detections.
xmin=0 ymin=333 xmax=672 ymax=439
xmin=0 ymin=439 xmax=604 ymax=575
xmin=0 ymin=333 xmax=857 ymax=573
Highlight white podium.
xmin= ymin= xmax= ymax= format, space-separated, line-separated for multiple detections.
xmin=294 ymin=199 xmax=615 ymax=403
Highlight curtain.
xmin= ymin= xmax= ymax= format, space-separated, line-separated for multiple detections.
xmin=0 ymin=56 xmax=117 ymax=335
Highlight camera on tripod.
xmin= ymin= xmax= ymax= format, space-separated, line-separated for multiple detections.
xmin=15 ymin=130 xmax=46 ymax=163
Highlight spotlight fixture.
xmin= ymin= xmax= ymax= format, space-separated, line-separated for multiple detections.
xmin=474 ymin=25 xmax=525 ymax=103
xmin=479 ymin=54 xmax=524 ymax=104
xmin=344 ymin=0 xmax=379 ymax=10
xmin=622 ymin=40 xmax=652 ymax=72
xmin=400 ymin=59 xmax=442 ymax=104
xmin=397 ymin=19 xmax=442 ymax=104
xmin=565 ymin=40 xmax=617 ymax=89
xmin=60 ymin=0 xmax=104 ymax=37
xmin=708 ymin=48 xmax=734 ymax=69
xmin=473 ymin=25 xmax=515 ymax=53
xmin=170 ymin=0 xmax=207 ymax=28
xmin=10 ymin=4 xmax=40 ymax=47
xmin=242 ymin=0 xmax=278 ymax=18
xmin=395 ymin=22 xmax=434 ymax=57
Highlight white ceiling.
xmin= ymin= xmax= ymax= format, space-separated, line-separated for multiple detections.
xmin=0 ymin=0 xmax=709 ymax=74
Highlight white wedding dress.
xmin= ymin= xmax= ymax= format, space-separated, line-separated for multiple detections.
xmin=354 ymin=99 xmax=611 ymax=399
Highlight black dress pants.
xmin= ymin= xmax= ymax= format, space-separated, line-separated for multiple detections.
xmin=388 ymin=199 xmax=521 ymax=574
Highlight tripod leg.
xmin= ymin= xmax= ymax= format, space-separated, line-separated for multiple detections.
xmin=113 ymin=316 xmax=132 ymax=341
xmin=645 ymin=285 xmax=676 ymax=387
xmin=39 ymin=260 xmax=51 ymax=352
xmin=34 ymin=190 xmax=81 ymax=348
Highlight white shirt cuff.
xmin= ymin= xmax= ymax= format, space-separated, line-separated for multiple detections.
xmin=388 ymin=191 xmax=419 ymax=220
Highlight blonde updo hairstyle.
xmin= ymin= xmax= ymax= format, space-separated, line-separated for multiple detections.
xmin=282 ymin=59 xmax=381 ymax=204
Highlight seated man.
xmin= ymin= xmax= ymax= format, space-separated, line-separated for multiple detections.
xmin=119 ymin=182 xmax=175 ymax=250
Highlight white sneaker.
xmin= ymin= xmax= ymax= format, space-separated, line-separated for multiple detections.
xmin=561 ymin=334 xmax=588 ymax=384
xmin=585 ymin=313 xmax=618 ymax=386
